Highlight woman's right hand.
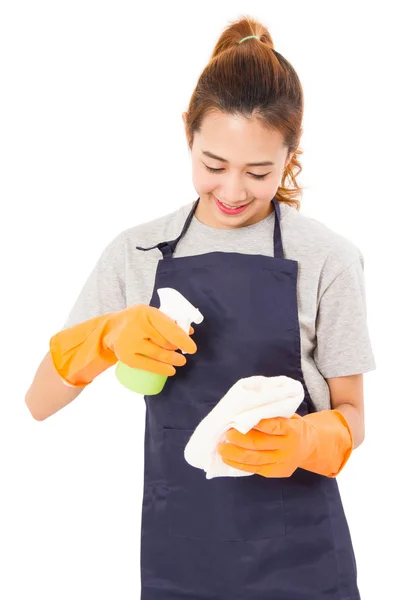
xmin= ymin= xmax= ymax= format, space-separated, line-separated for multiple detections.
xmin=50 ymin=304 xmax=197 ymax=388
xmin=103 ymin=304 xmax=197 ymax=376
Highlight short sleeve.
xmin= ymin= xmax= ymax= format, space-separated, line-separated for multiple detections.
xmin=61 ymin=231 xmax=127 ymax=330
xmin=313 ymin=256 xmax=376 ymax=378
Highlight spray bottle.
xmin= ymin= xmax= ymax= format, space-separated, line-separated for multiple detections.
xmin=115 ymin=287 xmax=204 ymax=395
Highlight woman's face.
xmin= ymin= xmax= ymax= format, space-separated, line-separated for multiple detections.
xmin=183 ymin=111 xmax=293 ymax=229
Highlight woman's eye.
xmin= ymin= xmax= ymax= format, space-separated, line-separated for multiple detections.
xmin=204 ymin=165 xmax=269 ymax=180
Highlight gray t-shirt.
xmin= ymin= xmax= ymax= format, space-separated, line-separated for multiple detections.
xmin=62 ymin=200 xmax=376 ymax=411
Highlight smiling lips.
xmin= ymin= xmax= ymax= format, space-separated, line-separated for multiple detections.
xmin=213 ymin=195 xmax=251 ymax=215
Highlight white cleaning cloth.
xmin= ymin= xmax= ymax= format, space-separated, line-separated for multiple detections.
xmin=184 ymin=375 xmax=304 ymax=479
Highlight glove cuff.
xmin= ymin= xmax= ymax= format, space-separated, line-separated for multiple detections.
xmin=49 ymin=313 xmax=118 ymax=387
xmin=299 ymin=409 xmax=354 ymax=478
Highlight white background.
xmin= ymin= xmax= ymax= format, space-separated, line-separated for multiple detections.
xmin=1 ymin=1 xmax=398 ymax=598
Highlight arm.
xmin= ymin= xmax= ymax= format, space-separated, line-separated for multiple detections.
xmin=327 ymin=374 xmax=364 ymax=449
xmin=25 ymin=351 xmax=85 ymax=421
xmin=25 ymin=231 xmax=127 ymax=421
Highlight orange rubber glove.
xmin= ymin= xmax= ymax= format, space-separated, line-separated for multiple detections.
xmin=50 ymin=304 xmax=197 ymax=388
xmin=217 ymin=410 xmax=354 ymax=478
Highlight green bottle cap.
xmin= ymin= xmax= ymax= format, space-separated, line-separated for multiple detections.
xmin=115 ymin=361 xmax=168 ymax=395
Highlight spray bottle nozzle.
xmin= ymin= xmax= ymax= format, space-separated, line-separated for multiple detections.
xmin=157 ymin=288 xmax=204 ymax=353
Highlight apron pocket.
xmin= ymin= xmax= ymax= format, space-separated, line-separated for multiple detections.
xmin=163 ymin=427 xmax=285 ymax=541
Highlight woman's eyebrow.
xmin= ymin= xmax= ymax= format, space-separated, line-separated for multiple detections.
xmin=202 ymin=149 xmax=275 ymax=167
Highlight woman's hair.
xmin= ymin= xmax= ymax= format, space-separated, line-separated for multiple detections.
xmin=185 ymin=15 xmax=304 ymax=209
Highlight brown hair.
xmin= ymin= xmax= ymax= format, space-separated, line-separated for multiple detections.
xmin=184 ymin=15 xmax=304 ymax=209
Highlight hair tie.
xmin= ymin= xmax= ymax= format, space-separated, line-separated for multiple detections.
xmin=238 ymin=35 xmax=260 ymax=44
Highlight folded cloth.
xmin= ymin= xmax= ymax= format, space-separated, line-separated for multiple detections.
xmin=184 ymin=375 xmax=304 ymax=479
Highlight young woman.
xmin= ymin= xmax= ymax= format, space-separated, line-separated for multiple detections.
xmin=26 ymin=16 xmax=375 ymax=600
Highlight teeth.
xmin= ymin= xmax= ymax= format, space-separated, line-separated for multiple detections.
xmin=214 ymin=196 xmax=247 ymax=209
xmin=221 ymin=201 xmax=243 ymax=209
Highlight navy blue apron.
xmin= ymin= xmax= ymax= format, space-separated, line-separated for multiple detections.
xmin=136 ymin=197 xmax=360 ymax=600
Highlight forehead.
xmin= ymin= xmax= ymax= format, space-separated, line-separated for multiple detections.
xmin=194 ymin=112 xmax=285 ymax=161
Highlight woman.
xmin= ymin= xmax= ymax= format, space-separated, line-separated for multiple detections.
xmin=26 ymin=16 xmax=375 ymax=600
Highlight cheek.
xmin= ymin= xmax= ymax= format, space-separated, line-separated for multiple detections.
xmin=258 ymin=176 xmax=280 ymax=198
xmin=249 ymin=172 xmax=282 ymax=201
xmin=191 ymin=165 xmax=214 ymax=193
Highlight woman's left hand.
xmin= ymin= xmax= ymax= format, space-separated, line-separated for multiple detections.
xmin=217 ymin=409 xmax=354 ymax=478
xmin=217 ymin=414 xmax=315 ymax=478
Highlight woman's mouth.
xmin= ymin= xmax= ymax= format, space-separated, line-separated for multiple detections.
xmin=213 ymin=195 xmax=251 ymax=215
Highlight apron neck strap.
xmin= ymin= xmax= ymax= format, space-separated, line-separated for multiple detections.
xmin=136 ymin=197 xmax=284 ymax=260
xmin=272 ymin=198 xmax=284 ymax=259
